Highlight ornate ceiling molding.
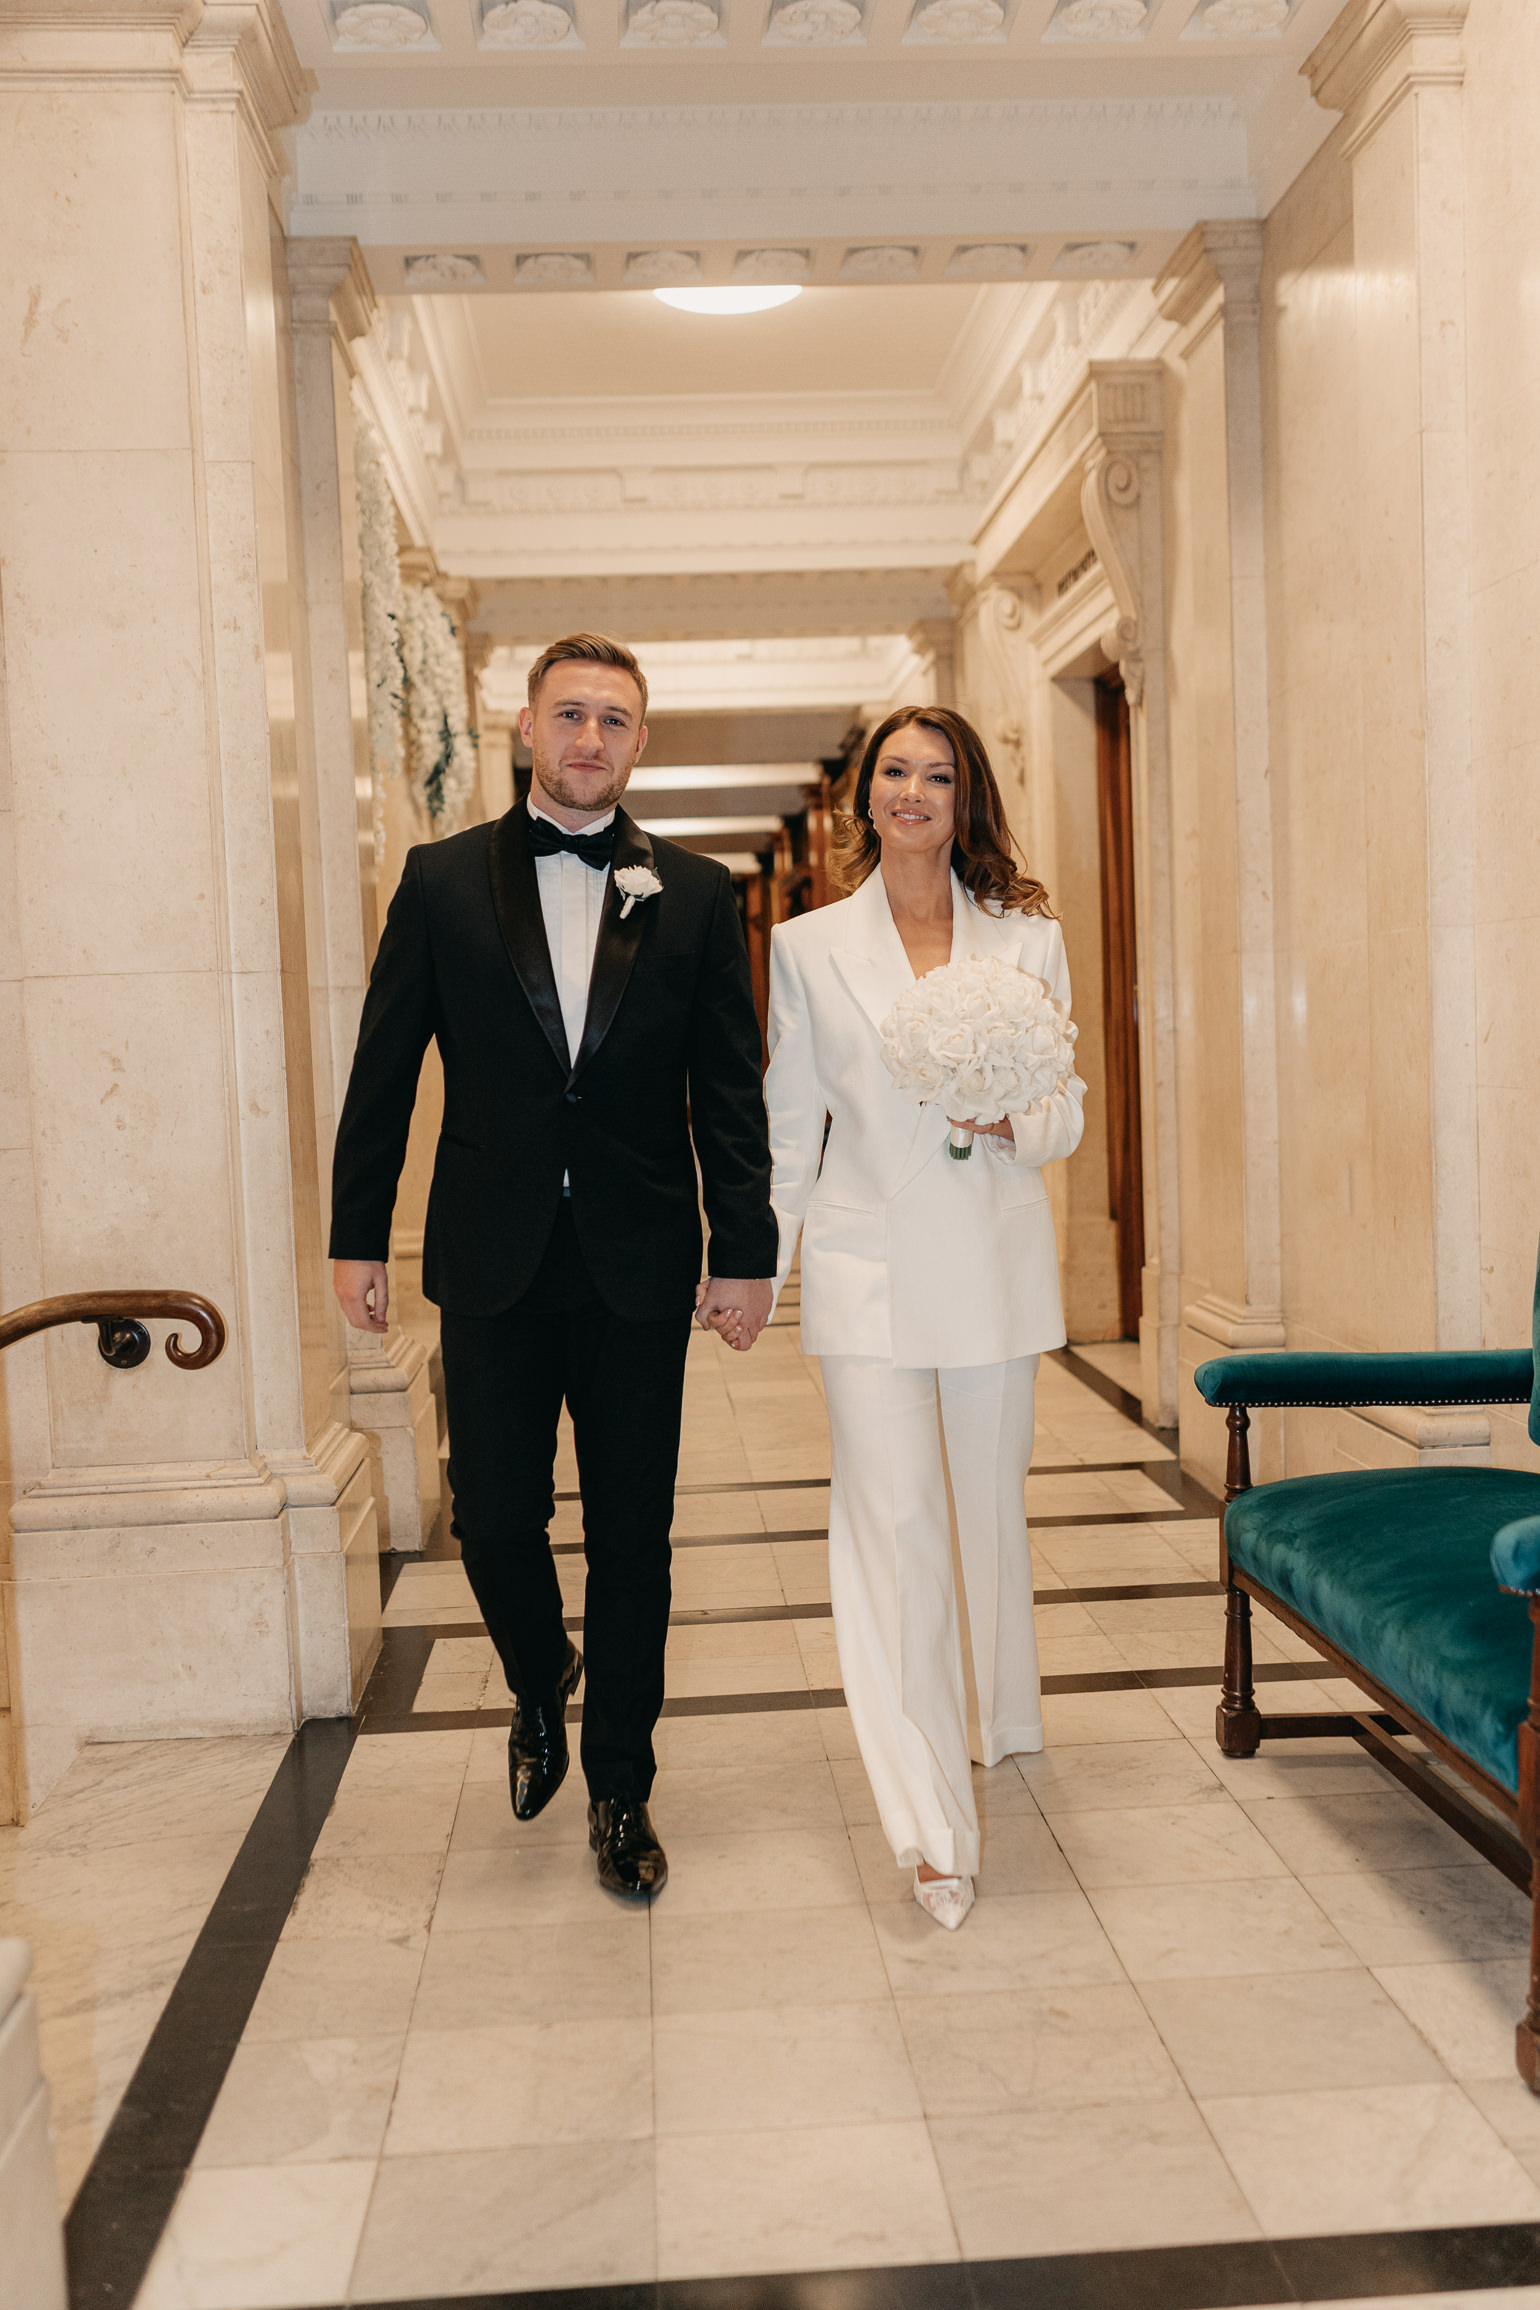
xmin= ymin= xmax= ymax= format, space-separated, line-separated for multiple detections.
xmin=291 ymin=96 xmax=1253 ymax=251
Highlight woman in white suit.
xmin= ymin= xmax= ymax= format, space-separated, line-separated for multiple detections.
xmin=763 ymin=706 xmax=1085 ymax=1929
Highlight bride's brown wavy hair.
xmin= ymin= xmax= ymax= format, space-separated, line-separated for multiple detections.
xmin=830 ymin=706 xmax=1055 ymax=916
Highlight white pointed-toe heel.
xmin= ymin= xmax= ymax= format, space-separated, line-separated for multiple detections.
xmin=913 ymin=1869 xmax=975 ymax=1931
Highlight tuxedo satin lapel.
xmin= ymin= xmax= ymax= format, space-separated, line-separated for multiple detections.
xmin=488 ymin=803 xmax=570 ymax=1075
xmin=570 ymin=808 xmax=653 ymax=1086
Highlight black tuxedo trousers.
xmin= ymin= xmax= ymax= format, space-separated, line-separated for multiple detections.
xmin=330 ymin=804 xmax=777 ymax=1797
xmin=441 ymin=1204 xmax=689 ymax=1800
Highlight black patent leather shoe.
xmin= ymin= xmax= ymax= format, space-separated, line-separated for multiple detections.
xmin=588 ymin=1797 xmax=668 ymax=1900
xmin=508 ymin=1641 xmax=583 ymax=1822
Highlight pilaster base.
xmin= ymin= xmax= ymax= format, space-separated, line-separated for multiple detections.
xmin=348 ymin=1324 xmax=440 ymax=1552
xmin=1180 ymin=1295 xmax=1288 ymax=1496
xmin=7 ymin=1427 xmax=377 ymax=1814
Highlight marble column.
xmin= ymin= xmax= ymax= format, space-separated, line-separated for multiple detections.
xmin=0 ymin=0 xmax=377 ymax=1813
xmin=288 ymin=237 xmax=440 ymax=1555
xmin=1155 ymin=225 xmax=1288 ymax=1486
xmin=1308 ymin=0 xmax=1481 ymax=1353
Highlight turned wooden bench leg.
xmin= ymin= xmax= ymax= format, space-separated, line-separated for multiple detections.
xmin=1517 ymin=1603 xmax=1540 ymax=2092
xmin=1215 ymin=1404 xmax=1262 ymax=1758
xmin=1218 ymin=1586 xmax=1262 ymax=1757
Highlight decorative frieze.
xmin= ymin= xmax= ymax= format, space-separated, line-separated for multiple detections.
xmin=514 ymin=251 xmax=594 ymax=287
xmin=765 ymin=0 xmax=864 ymax=38
xmin=734 ymin=248 xmax=813 ymax=282
xmin=625 ymin=0 xmax=724 ymax=41
xmin=624 ymin=249 xmax=703 ymax=285
xmin=479 ymin=0 xmax=581 ymax=42
xmin=330 ymin=0 xmax=436 ymax=46
xmin=948 ymin=243 xmax=1031 ymax=278
xmin=402 ymin=253 xmax=485 ymax=288
xmin=1043 ymin=0 xmax=1147 ymax=40
xmin=840 ymin=245 xmax=920 ymax=281
xmin=1055 ymin=239 xmax=1138 ymax=275
xmin=1183 ymin=0 xmax=1292 ymax=32
xmin=906 ymin=0 xmax=1007 ymax=41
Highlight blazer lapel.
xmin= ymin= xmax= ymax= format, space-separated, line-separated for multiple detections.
xmin=827 ymin=868 xmax=914 ymax=1037
xmin=569 ymin=807 xmax=654 ymax=1087
xmin=488 ymin=802 xmax=570 ymax=1076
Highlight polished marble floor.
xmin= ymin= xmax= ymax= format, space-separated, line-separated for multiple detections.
xmin=8 ymin=1297 xmax=1540 ymax=2309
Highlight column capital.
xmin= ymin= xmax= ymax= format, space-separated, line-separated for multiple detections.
xmin=1153 ymin=219 xmax=1264 ymax=336
xmin=288 ymin=236 xmax=378 ymax=342
xmin=182 ymin=0 xmax=312 ymax=132
xmin=1306 ymin=0 xmax=1468 ymax=154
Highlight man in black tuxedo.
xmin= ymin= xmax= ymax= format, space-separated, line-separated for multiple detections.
xmin=330 ymin=633 xmax=776 ymax=1900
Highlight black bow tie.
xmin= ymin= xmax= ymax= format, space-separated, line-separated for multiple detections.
xmin=527 ymin=813 xmax=616 ymax=870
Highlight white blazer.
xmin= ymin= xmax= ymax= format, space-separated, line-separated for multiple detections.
xmin=765 ymin=868 xmax=1086 ymax=1370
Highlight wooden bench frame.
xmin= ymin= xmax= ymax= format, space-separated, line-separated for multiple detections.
xmin=1216 ymin=1402 xmax=1540 ymax=2091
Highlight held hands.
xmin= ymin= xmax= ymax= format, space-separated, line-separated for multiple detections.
xmin=695 ymin=1276 xmax=774 ymax=1353
xmin=947 ymin=1116 xmax=1017 ymax=1144
xmin=334 ymin=1258 xmax=390 ymax=1334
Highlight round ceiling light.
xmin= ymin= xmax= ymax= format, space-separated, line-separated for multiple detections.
xmin=653 ymin=286 xmax=803 ymax=315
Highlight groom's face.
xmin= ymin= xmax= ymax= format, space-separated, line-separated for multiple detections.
xmin=520 ymin=665 xmax=648 ymax=824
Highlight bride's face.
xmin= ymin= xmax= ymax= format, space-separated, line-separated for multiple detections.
xmin=869 ymin=727 xmax=957 ymax=860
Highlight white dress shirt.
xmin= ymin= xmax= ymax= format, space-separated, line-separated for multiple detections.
xmin=529 ymin=798 xmax=614 ymax=1067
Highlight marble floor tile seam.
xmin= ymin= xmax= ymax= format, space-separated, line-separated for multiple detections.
xmin=379 ymin=1580 xmax=1223 ymax=1647
xmin=359 ymin=1658 xmax=1338 ymax=1739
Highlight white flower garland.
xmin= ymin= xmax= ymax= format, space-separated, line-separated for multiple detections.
xmin=351 ymin=385 xmax=477 ymax=855
xmin=398 ymin=583 xmax=478 ymax=833
xmin=351 ymin=386 xmax=404 ymax=867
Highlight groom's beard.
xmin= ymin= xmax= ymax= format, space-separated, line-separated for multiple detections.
xmin=530 ymin=744 xmax=635 ymax=820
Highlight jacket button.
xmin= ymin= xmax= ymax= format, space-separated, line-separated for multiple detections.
xmin=564 ymin=1090 xmax=581 ymax=1104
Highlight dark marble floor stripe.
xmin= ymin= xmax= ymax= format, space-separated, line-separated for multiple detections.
xmin=1051 ymin=1342 xmax=1162 ymax=1433
xmin=63 ymin=1718 xmax=355 ymax=2310
xmin=390 ymin=1582 xmax=1222 ymax=1646
xmin=551 ymin=1529 xmax=829 ymax=1554
xmin=329 ymin=2214 xmax=1540 ymax=2308
xmin=362 ymin=1658 xmax=1330 ymax=1735
xmin=360 ymin=1686 xmax=849 ymax=1736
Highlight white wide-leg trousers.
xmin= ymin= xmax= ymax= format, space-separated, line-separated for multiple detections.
xmin=820 ymin=1353 xmax=1043 ymax=1879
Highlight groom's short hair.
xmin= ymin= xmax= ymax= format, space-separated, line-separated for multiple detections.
xmin=527 ymin=633 xmax=648 ymax=723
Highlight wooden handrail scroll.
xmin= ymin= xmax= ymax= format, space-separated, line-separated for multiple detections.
xmin=0 ymin=1291 xmax=227 ymax=1372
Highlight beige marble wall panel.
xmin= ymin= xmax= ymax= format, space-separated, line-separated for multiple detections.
xmin=1348 ymin=97 xmax=1437 ymax=1352
xmin=1164 ymin=329 xmax=1247 ymax=1329
xmin=10 ymin=1553 xmax=293 ymax=1758
xmin=22 ymin=970 xmax=244 ymax=1464
xmin=0 ymin=88 xmax=189 ymax=458
xmin=1263 ymin=137 xmax=1383 ymax=1370
xmin=239 ymin=171 xmax=333 ymax=1452
xmin=0 ymin=450 xmax=216 ymax=980
xmin=1464 ymin=0 xmax=1540 ymax=1358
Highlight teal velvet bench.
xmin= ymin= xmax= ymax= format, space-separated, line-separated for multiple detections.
xmin=1194 ymin=1306 xmax=1540 ymax=2090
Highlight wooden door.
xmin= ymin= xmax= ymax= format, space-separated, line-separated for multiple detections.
xmin=1095 ymin=676 xmax=1145 ymax=1340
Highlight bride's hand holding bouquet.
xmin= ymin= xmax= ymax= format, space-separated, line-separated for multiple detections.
xmin=878 ymin=952 xmax=1078 ymax=1161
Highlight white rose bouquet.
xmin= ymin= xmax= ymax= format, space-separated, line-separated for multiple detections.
xmin=879 ymin=954 xmax=1078 ymax=1162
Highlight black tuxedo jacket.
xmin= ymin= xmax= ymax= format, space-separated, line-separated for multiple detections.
xmin=329 ymin=802 xmax=777 ymax=1323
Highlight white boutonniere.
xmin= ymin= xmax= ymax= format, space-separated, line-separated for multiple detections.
xmin=615 ymin=864 xmax=663 ymax=920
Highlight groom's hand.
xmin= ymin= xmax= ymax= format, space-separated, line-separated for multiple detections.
xmin=694 ymin=1277 xmax=773 ymax=1352
xmin=334 ymin=1258 xmax=390 ymax=1334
